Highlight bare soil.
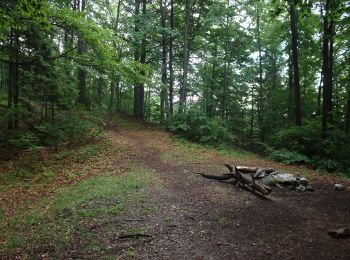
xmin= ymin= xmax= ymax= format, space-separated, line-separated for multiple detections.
xmin=2 ymin=119 xmax=350 ymax=259
xmin=92 ymin=122 xmax=350 ymax=260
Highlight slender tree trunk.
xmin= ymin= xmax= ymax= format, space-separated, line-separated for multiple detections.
xmin=179 ymin=0 xmax=190 ymax=114
xmin=13 ymin=31 xmax=19 ymax=129
xmin=287 ymin=48 xmax=294 ymax=125
xmin=77 ymin=0 xmax=88 ymax=108
xmin=133 ymin=0 xmax=146 ymax=119
xmin=97 ymin=78 xmax=103 ymax=107
xmin=289 ymin=0 xmax=302 ymax=126
xmin=169 ymin=0 xmax=174 ymax=116
xmin=317 ymin=75 xmax=323 ymax=115
xmin=249 ymin=87 xmax=255 ymax=141
xmin=116 ymin=78 xmax=121 ymax=112
xmin=257 ymin=6 xmax=265 ymax=139
xmin=133 ymin=0 xmax=141 ymax=117
xmin=322 ymin=0 xmax=335 ymax=134
xmin=109 ymin=79 xmax=114 ymax=112
xmin=109 ymin=0 xmax=122 ymax=113
xmin=208 ymin=44 xmax=217 ymax=118
xmin=7 ymin=30 xmax=13 ymax=129
xmin=222 ymin=0 xmax=229 ymax=120
xmin=160 ymin=0 xmax=168 ymax=123
xmin=346 ymin=88 xmax=350 ymax=138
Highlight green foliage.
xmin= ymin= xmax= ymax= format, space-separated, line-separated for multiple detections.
xmin=0 ymin=110 xmax=104 ymax=153
xmin=273 ymin=120 xmax=321 ymax=156
xmin=315 ymin=159 xmax=341 ymax=172
xmin=169 ymin=111 xmax=234 ymax=144
xmin=269 ymin=149 xmax=311 ymax=165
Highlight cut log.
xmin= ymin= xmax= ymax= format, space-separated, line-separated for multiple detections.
xmin=236 ymin=166 xmax=275 ymax=174
xmin=197 ymin=163 xmax=272 ymax=195
xmin=196 ymin=172 xmax=232 ymax=181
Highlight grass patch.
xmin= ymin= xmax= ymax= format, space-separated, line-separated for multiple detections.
xmin=108 ymin=114 xmax=139 ymax=129
xmin=0 ymin=166 xmax=155 ymax=257
xmin=124 ymin=246 xmax=137 ymax=259
xmin=217 ymin=144 xmax=256 ymax=159
xmin=0 ymin=141 xmax=108 ymax=191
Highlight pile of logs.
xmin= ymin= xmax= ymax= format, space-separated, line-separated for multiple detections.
xmin=197 ymin=163 xmax=275 ymax=196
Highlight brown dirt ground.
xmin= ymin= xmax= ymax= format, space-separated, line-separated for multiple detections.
xmin=93 ymin=122 xmax=350 ymax=260
xmin=2 ymin=119 xmax=350 ymax=259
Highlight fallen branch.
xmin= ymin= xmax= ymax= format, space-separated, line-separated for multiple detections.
xmin=197 ymin=163 xmax=272 ymax=196
xmin=118 ymin=233 xmax=152 ymax=239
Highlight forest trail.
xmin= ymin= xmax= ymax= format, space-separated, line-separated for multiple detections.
xmin=1 ymin=117 xmax=350 ymax=259
xmin=95 ymin=119 xmax=350 ymax=259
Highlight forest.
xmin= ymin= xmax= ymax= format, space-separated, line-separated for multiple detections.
xmin=1 ymin=0 xmax=350 ymax=172
xmin=1 ymin=1 xmax=350 ymax=258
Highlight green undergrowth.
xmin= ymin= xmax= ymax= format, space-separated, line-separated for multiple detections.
xmin=107 ymin=113 xmax=140 ymax=129
xmin=0 ymin=142 xmax=110 ymax=190
xmin=0 ymin=166 xmax=156 ymax=257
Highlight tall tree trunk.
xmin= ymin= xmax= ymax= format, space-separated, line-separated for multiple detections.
xmin=77 ymin=0 xmax=88 ymax=108
xmin=133 ymin=0 xmax=141 ymax=117
xmin=289 ymin=0 xmax=302 ymax=126
xmin=110 ymin=0 xmax=122 ymax=113
xmin=221 ymin=0 xmax=229 ymax=120
xmin=7 ymin=30 xmax=13 ymax=129
xmin=97 ymin=78 xmax=103 ymax=107
xmin=208 ymin=44 xmax=217 ymax=118
xmin=179 ymin=0 xmax=190 ymax=114
xmin=322 ymin=0 xmax=335 ymax=134
xmin=13 ymin=30 xmax=19 ymax=129
xmin=160 ymin=0 xmax=168 ymax=123
xmin=346 ymin=88 xmax=350 ymax=139
xmin=249 ymin=87 xmax=255 ymax=142
xmin=169 ymin=0 xmax=174 ymax=116
xmin=109 ymin=79 xmax=115 ymax=112
xmin=256 ymin=6 xmax=265 ymax=140
xmin=287 ymin=48 xmax=294 ymax=125
xmin=133 ymin=0 xmax=146 ymax=119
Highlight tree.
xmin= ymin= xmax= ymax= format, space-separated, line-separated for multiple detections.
xmin=289 ymin=0 xmax=302 ymax=126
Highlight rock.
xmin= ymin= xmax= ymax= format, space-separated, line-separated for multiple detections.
xmin=335 ymin=184 xmax=344 ymax=190
xmin=262 ymin=172 xmax=298 ymax=186
xmin=296 ymin=185 xmax=306 ymax=192
xmin=328 ymin=227 xmax=350 ymax=238
xmin=305 ymin=184 xmax=314 ymax=191
xmin=299 ymin=177 xmax=308 ymax=186
xmin=255 ymin=168 xmax=267 ymax=179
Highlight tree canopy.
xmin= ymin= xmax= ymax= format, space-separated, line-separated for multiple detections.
xmin=1 ymin=0 xmax=350 ymax=172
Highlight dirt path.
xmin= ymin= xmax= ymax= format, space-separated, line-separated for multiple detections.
xmin=95 ymin=123 xmax=350 ymax=259
xmin=1 ymin=120 xmax=350 ymax=259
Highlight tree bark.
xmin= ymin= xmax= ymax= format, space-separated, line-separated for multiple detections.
xmin=13 ymin=30 xmax=19 ymax=129
xmin=321 ymin=0 xmax=335 ymax=135
xmin=346 ymin=88 xmax=350 ymax=139
xmin=77 ymin=0 xmax=88 ymax=108
xmin=133 ymin=0 xmax=146 ymax=119
xmin=257 ymin=6 xmax=265 ymax=139
xmin=109 ymin=80 xmax=115 ymax=112
xmin=208 ymin=44 xmax=217 ymax=118
xmin=289 ymin=0 xmax=302 ymax=126
xmin=221 ymin=0 xmax=229 ymax=120
xmin=7 ymin=29 xmax=13 ymax=129
xmin=169 ymin=0 xmax=174 ymax=116
xmin=160 ymin=0 xmax=168 ymax=123
xmin=179 ymin=0 xmax=190 ymax=114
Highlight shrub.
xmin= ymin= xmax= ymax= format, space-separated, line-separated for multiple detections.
xmin=269 ymin=149 xmax=311 ymax=165
xmin=273 ymin=120 xmax=322 ymax=156
xmin=0 ymin=110 xmax=104 ymax=151
xmin=169 ymin=110 xmax=234 ymax=144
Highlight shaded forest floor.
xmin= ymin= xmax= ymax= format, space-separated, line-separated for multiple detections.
xmin=1 ymin=115 xmax=350 ymax=259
